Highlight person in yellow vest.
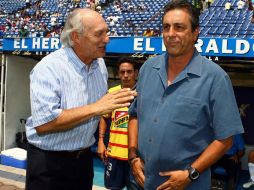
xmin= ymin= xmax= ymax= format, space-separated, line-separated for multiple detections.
xmin=98 ymin=56 xmax=138 ymax=190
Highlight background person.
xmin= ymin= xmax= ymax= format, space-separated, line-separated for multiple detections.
xmin=243 ymin=150 xmax=254 ymax=188
xmin=25 ymin=8 xmax=136 ymax=190
xmin=211 ymin=134 xmax=245 ymax=190
xmin=97 ymin=56 xmax=138 ymax=190
xmin=128 ymin=0 xmax=244 ymax=189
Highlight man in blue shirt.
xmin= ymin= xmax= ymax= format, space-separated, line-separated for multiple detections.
xmin=25 ymin=9 xmax=136 ymax=190
xmin=128 ymin=0 xmax=244 ymax=189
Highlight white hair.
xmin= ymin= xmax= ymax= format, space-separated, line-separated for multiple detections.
xmin=60 ymin=9 xmax=86 ymax=47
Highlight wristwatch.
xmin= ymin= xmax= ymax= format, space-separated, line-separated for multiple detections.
xmin=186 ymin=166 xmax=200 ymax=181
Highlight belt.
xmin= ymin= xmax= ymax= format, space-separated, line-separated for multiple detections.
xmin=28 ymin=143 xmax=91 ymax=158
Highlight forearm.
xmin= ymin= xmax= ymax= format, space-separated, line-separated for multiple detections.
xmin=128 ymin=116 xmax=138 ymax=159
xmin=98 ymin=117 xmax=108 ymax=142
xmin=36 ymin=104 xmax=99 ymax=135
xmin=191 ymin=137 xmax=233 ymax=173
xmin=35 ymin=88 xmax=136 ymax=135
xmin=97 ymin=117 xmax=108 ymax=160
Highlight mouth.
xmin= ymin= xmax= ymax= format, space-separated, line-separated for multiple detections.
xmin=98 ymin=47 xmax=106 ymax=52
xmin=168 ymin=41 xmax=179 ymax=45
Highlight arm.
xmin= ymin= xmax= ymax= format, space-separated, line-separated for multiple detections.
xmin=191 ymin=137 xmax=233 ymax=172
xmin=128 ymin=116 xmax=138 ymax=159
xmin=230 ymin=135 xmax=245 ymax=162
xmin=157 ymin=137 xmax=233 ymax=190
xmin=36 ymin=88 xmax=136 ymax=135
xmin=97 ymin=117 xmax=109 ymax=163
xmin=229 ymin=149 xmax=245 ymax=163
xmin=128 ymin=116 xmax=145 ymax=187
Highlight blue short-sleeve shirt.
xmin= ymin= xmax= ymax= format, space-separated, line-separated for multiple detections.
xmin=226 ymin=134 xmax=245 ymax=156
xmin=129 ymin=50 xmax=244 ymax=190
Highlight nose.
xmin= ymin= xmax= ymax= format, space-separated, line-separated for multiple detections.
xmin=168 ymin=27 xmax=176 ymax=37
xmin=104 ymin=34 xmax=110 ymax=44
xmin=124 ymin=72 xmax=128 ymax=77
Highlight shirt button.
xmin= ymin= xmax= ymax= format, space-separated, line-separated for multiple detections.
xmin=148 ymin=138 xmax=152 ymax=142
xmin=153 ymin=119 xmax=157 ymax=123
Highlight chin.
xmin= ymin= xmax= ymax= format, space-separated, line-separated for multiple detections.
xmin=99 ymin=52 xmax=106 ymax=57
xmin=167 ymin=50 xmax=181 ymax=56
xmin=95 ymin=53 xmax=105 ymax=58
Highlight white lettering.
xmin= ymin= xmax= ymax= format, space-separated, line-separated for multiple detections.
xmin=222 ymin=39 xmax=233 ymax=54
xmin=145 ymin=38 xmax=155 ymax=51
xmin=236 ymin=40 xmax=250 ymax=54
xmin=205 ymin=39 xmax=219 ymax=53
xmin=134 ymin=38 xmax=144 ymax=51
xmin=21 ymin=39 xmax=28 ymax=48
xmin=42 ymin=38 xmax=50 ymax=49
xmin=195 ymin=39 xmax=203 ymax=53
xmin=51 ymin=38 xmax=60 ymax=49
xmin=13 ymin=39 xmax=20 ymax=49
xmin=32 ymin=38 xmax=41 ymax=49
xmin=162 ymin=40 xmax=166 ymax=52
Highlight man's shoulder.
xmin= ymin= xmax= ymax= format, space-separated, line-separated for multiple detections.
xmin=146 ymin=53 xmax=166 ymax=64
xmin=141 ymin=53 xmax=167 ymax=70
xmin=199 ymin=55 xmax=226 ymax=76
xmin=192 ymin=53 xmax=226 ymax=75
xmin=33 ymin=49 xmax=67 ymax=71
xmin=108 ymin=85 xmax=121 ymax=93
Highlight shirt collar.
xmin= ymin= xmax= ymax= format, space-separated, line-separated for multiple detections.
xmin=64 ymin=47 xmax=99 ymax=71
xmin=152 ymin=49 xmax=202 ymax=77
xmin=184 ymin=49 xmax=202 ymax=77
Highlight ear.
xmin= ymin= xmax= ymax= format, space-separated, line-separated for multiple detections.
xmin=71 ymin=31 xmax=79 ymax=45
xmin=194 ymin=27 xmax=200 ymax=42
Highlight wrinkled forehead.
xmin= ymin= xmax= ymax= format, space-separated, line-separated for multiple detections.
xmin=84 ymin=15 xmax=108 ymax=32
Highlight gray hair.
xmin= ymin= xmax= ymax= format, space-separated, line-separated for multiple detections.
xmin=60 ymin=9 xmax=86 ymax=47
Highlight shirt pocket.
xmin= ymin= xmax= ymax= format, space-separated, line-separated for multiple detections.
xmin=170 ymin=95 xmax=202 ymax=127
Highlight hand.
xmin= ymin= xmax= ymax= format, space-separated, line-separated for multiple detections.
xmin=156 ymin=170 xmax=190 ymax=190
xmin=229 ymin=155 xmax=239 ymax=163
xmin=130 ymin=157 xmax=145 ymax=188
xmin=94 ymin=88 xmax=137 ymax=115
xmin=97 ymin=140 xmax=108 ymax=164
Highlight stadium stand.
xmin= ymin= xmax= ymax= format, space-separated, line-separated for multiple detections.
xmin=200 ymin=0 xmax=254 ymax=38
xmin=0 ymin=0 xmax=37 ymax=14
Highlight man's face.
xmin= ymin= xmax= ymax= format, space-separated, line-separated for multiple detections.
xmin=162 ymin=9 xmax=199 ymax=57
xmin=118 ymin=62 xmax=137 ymax=89
xmin=76 ymin=15 xmax=109 ymax=62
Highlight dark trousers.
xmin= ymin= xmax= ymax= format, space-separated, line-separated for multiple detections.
xmin=26 ymin=143 xmax=94 ymax=190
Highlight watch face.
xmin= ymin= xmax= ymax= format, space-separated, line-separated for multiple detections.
xmin=188 ymin=166 xmax=200 ymax=181
xmin=191 ymin=170 xmax=199 ymax=180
